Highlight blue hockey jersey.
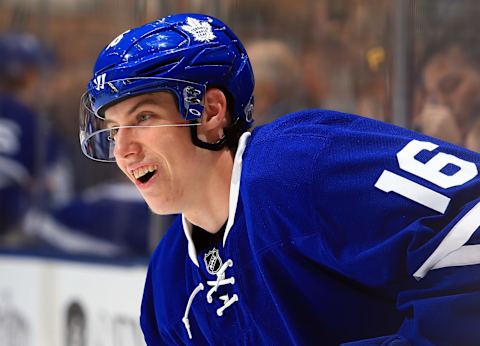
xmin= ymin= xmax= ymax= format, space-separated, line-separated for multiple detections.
xmin=0 ymin=94 xmax=39 ymax=230
xmin=140 ymin=110 xmax=480 ymax=345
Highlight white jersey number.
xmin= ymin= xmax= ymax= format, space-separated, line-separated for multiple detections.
xmin=0 ymin=119 xmax=21 ymax=155
xmin=375 ymin=140 xmax=478 ymax=213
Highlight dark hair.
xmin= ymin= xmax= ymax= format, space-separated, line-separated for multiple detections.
xmin=221 ymin=87 xmax=250 ymax=153
xmin=418 ymin=10 xmax=480 ymax=76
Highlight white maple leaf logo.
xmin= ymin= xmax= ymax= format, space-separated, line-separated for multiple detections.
xmin=181 ymin=17 xmax=216 ymax=43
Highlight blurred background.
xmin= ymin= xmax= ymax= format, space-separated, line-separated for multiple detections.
xmin=0 ymin=0 xmax=479 ymax=345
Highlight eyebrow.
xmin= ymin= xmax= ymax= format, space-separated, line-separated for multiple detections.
xmin=126 ymin=97 xmax=161 ymax=116
xmin=104 ymin=96 xmax=161 ymax=126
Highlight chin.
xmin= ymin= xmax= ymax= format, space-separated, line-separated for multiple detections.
xmin=146 ymin=200 xmax=178 ymax=216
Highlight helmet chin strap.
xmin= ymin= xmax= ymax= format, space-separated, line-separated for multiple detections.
xmin=189 ymin=118 xmax=240 ymax=151
xmin=190 ymin=124 xmax=227 ymax=151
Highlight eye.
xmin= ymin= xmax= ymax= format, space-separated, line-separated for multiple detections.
xmin=137 ymin=113 xmax=152 ymax=124
xmin=438 ymin=75 xmax=461 ymax=95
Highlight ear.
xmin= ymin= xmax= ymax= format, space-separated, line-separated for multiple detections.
xmin=197 ymin=88 xmax=229 ymax=143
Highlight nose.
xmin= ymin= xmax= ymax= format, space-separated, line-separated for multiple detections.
xmin=113 ymin=127 xmax=141 ymax=159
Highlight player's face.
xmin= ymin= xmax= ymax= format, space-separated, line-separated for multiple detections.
xmin=104 ymin=92 xmax=202 ymax=214
xmin=423 ymin=46 xmax=480 ymax=123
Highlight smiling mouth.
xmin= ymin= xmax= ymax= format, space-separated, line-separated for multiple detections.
xmin=139 ymin=170 xmax=155 ymax=183
xmin=131 ymin=165 xmax=158 ymax=184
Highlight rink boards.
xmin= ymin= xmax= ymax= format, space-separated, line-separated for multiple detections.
xmin=0 ymin=253 xmax=147 ymax=346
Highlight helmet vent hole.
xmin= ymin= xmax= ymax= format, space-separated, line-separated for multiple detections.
xmin=96 ymin=64 xmax=116 ymax=75
xmin=138 ymin=58 xmax=182 ymax=77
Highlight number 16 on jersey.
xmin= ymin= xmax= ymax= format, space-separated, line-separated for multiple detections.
xmin=375 ymin=140 xmax=478 ymax=214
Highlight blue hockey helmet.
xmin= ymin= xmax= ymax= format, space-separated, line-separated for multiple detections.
xmin=80 ymin=13 xmax=255 ymax=161
xmin=0 ymin=33 xmax=53 ymax=82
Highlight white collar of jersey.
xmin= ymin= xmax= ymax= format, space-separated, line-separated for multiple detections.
xmin=182 ymin=132 xmax=252 ymax=267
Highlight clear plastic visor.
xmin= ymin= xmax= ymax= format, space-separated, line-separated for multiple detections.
xmin=79 ymin=77 xmax=204 ymax=162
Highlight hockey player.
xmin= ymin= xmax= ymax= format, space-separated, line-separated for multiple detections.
xmin=0 ymin=33 xmax=73 ymax=237
xmin=0 ymin=33 xmax=151 ymax=256
xmin=80 ymin=13 xmax=480 ymax=345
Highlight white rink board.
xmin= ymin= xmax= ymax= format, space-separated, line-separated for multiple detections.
xmin=0 ymin=255 xmax=147 ymax=346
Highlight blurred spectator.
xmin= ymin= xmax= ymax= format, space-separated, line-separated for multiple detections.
xmin=0 ymin=32 xmax=73 ymax=242
xmin=301 ymin=0 xmax=389 ymax=121
xmin=416 ymin=29 xmax=480 ymax=151
xmin=354 ymin=45 xmax=388 ymax=121
xmin=246 ymin=39 xmax=306 ymax=125
xmin=301 ymin=38 xmax=356 ymax=114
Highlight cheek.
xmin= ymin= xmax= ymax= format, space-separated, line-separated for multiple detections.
xmin=453 ymin=82 xmax=478 ymax=111
xmin=115 ymin=160 xmax=131 ymax=180
xmin=445 ymin=90 xmax=476 ymax=124
xmin=463 ymin=80 xmax=480 ymax=101
xmin=156 ymin=130 xmax=196 ymax=165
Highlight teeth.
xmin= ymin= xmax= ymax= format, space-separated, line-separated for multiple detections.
xmin=131 ymin=165 xmax=157 ymax=180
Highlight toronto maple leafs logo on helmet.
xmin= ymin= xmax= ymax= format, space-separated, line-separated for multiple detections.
xmin=203 ymin=248 xmax=223 ymax=275
xmin=181 ymin=17 xmax=216 ymax=43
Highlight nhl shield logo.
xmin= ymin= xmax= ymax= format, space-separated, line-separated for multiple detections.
xmin=203 ymin=248 xmax=223 ymax=275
